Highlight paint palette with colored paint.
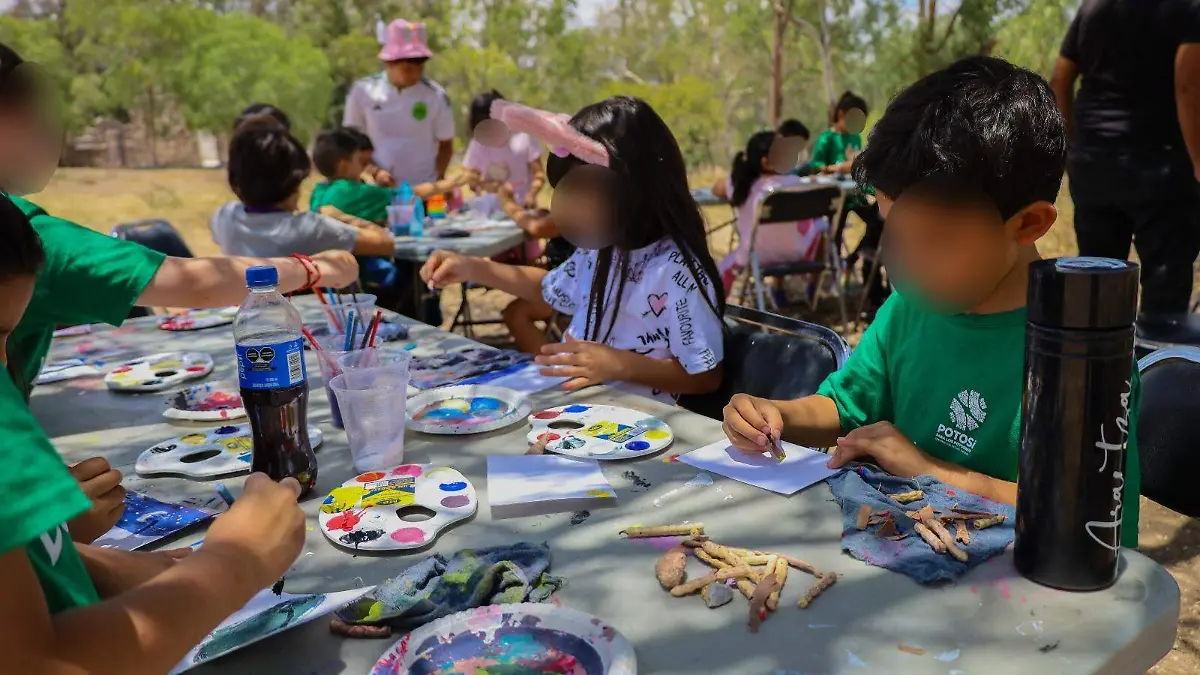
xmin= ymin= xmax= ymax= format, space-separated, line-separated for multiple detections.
xmin=318 ymin=465 xmax=477 ymax=552
xmin=406 ymin=384 xmax=531 ymax=435
xmin=163 ymin=382 xmax=246 ymax=422
xmin=158 ymin=306 xmax=238 ymax=332
xmin=526 ymin=405 xmax=674 ymax=461
xmin=35 ymin=358 xmax=103 ymax=384
xmin=105 ymin=352 xmax=214 ymax=392
xmin=135 ymin=424 xmax=324 ymax=479
xmin=370 ymin=603 xmax=636 ymax=675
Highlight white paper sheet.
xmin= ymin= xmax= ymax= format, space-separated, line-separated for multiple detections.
xmin=487 ymin=455 xmax=616 ymax=516
xmin=171 ymin=587 xmax=373 ymax=674
xmin=461 ymin=362 xmax=569 ymax=393
xmin=678 ymin=439 xmax=838 ymax=495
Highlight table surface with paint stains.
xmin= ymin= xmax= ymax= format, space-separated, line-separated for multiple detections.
xmin=392 ymin=216 xmax=526 ymax=262
xmin=32 ymin=299 xmax=1180 ymax=675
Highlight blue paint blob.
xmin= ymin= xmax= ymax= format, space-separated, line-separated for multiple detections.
xmin=439 ymin=481 xmax=468 ymax=492
xmin=564 ymin=404 xmax=591 ymax=413
xmin=625 ymin=440 xmax=651 ymax=451
xmin=636 ymin=417 xmax=665 ymax=429
xmin=214 ymin=425 xmax=239 ymax=435
xmin=469 ymin=397 xmax=505 ymax=413
xmin=423 ymin=408 xmax=468 ymax=421
xmin=237 ymin=452 xmax=252 ymax=463
xmin=409 ymin=624 xmax=603 ymax=675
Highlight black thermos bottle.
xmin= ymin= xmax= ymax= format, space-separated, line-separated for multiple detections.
xmin=1015 ymin=257 xmax=1139 ymax=591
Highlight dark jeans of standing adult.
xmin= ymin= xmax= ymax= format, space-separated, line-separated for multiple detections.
xmin=1068 ymin=145 xmax=1200 ymax=318
xmin=838 ymin=200 xmax=890 ymax=310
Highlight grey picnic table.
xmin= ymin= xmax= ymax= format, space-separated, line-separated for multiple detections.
xmin=32 ymin=299 xmax=1180 ymax=675
xmin=392 ymin=215 xmax=527 ymax=262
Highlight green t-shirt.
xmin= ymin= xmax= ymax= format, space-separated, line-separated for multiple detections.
xmin=0 ymin=374 xmax=98 ymax=613
xmin=309 ymin=181 xmax=330 ymax=212
xmin=310 ymin=178 xmax=391 ymax=224
xmin=816 ymin=292 xmax=1141 ymax=548
xmin=7 ymin=196 xmax=167 ymax=394
xmin=810 ymin=128 xmax=862 ymax=170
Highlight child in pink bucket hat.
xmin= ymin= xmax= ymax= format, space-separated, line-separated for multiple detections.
xmin=378 ymin=19 xmax=434 ymax=62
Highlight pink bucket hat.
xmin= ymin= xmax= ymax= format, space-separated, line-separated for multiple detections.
xmin=378 ymin=19 xmax=434 ymax=62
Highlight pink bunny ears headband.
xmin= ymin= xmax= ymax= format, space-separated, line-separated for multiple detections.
xmin=488 ymin=99 xmax=610 ymax=168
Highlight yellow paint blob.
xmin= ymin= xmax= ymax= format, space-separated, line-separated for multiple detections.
xmin=180 ymin=433 xmax=208 ymax=445
xmin=321 ymin=486 xmax=367 ymax=514
xmin=644 ymin=429 xmax=670 ymax=440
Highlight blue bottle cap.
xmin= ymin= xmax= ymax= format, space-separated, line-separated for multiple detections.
xmin=246 ymin=265 xmax=279 ymax=289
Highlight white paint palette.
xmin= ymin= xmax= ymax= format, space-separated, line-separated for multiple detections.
xmin=526 ymin=404 xmax=674 ymax=461
xmin=158 ymin=307 xmax=238 ymax=331
xmin=106 ymin=352 xmax=214 ymax=392
xmin=406 ymin=384 xmax=531 ymax=435
xmin=35 ymin=358 xmax=103 ymax=384
xmin=135 ymin=424 xmax=324 ymax=478
xmin=163 ymin=382 xmax=246 ymax=422
xmin=318 ymin=465 xmax=477 ymax=552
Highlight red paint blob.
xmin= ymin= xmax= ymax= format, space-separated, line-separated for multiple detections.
xmin=356 ymin=471 xmax=386 ymax=483
xmin=390 ymin=527 xmax=426 ymax=544
xmin=391 ymin=465 xmax=423 ymax=477
xmin=537 ymin=432 xmax=561 ymax=442
xmin=111 ymin=366 xmax=132 ymax=374
xmin=946 ymin=489 xmax=957 ymax=497
xmin=533 ymin=410 xmax=560 ymax=419
xmin=326 ymin=510 xmax=362 ymax=531
xmin=185 ymin=366 xmax=208 ymax=372
xmin=666 ymin=454 xmax=680 ymax=463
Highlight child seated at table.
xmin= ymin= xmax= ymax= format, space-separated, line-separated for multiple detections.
xmin=463 ymin=90 xmax=547 ymax=210
xmin=210 ymin=122 xmax=396 ymax=261
xmin=0 ymin=195 xmax=308 ymax=673
xmin=722 ymin=56 xmax=1141 ymax=548
xmin=421 ymin=96 xmax=725 ymax=403
xmin=711 ymin=130 xmax=828 ymax=300
xmin=777 ymin=118 xmax=813 ymax=176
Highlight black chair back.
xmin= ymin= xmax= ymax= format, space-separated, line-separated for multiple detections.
xmin=1136 ymin=347 xmax=1200 ymax=516
xmin=756 ymin=184 xmax=842 ymax=224
xmin=110 ymin=220 xmax=193 ymax=318
xmin=679 ymin=305 xmax=849 ymax=421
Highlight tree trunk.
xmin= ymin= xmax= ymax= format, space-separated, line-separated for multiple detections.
xmin=771 ymin=2 xmax=787 ymax=128
xmin=146 ymin=87 xmax=159 ymax=168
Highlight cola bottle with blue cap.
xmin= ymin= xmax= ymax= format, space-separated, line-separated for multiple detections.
xmin=234 ymin=265 xmax=317 ymax=497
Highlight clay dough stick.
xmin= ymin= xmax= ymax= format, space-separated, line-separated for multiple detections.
xmin=694 ymin=549 xmax=723 ymax=568
xmin=892 ymin=490 xmax=925 ymax=504
xmin=748 ymin=559 xmax=780 ymax=633
xmin=913 ymin=522 xmax=946 ymax=553
xmin=856 ymin=504 xmax=873 ymax=530
xmin=620 ymin=524 xmax=705 ymax=538
xmin=670 ymin=572 xmax=719 ymax=596
xmin=740 ymin=554 xmax=777 ymax=566
xmin=700 ymin=541 xmax=751 ymax=570
xmin=776 ymin=553 xmax=820 ymax=576
xmin=726 ymin=545 xmax=767 ymax=557
xmin=955 ymin=519 xmax=971 ymax=545
xmin=655 ymin=546 xmax=687 ymax=590
xmin=797 ymin=572 xmax=837 ymax=609
xmin=974 ymin=515 xmax=1007 ymax=529
xmin=695 ymin=549 xmax=757 ymax=599
xmin=766 ymin=557 xmax=789 ymax=611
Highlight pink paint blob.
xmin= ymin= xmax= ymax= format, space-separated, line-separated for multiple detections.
xmin=637 ymin=536 xmax=684 ymax=552
xmin=441 ymin=495 xmax=470 ymax=508
xmin=391 ymin=465 xmax=423 ymax=477
xmin=997 ymin=579 xmax=1012 ymax=601
xmin=390 ymin=527 xmax=426 ymax=544
xmin=970 ymin=585 xmax=979 ymax=594
xmin=533 ymin=410 xmax=560 ymax=419
xmin=946 ymin=489 xmax=957 ymax=496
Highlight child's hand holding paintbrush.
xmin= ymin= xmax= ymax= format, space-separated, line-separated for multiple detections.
xmin=212 ymin=474 xmax=305 ymax=595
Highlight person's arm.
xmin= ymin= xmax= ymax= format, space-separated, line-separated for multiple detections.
xmin=136 ymin=251 xmax=358 ymax=308
xmin=497 ymin=185 xmax=559 ymax=239
xmin=319 ymin=205 xmax=382 ymax=228
xmin=342 ymin=84 xmax=366 ymax=131
xmin=436 ymin=139 xmax=453 ymax=180
xmin=711 ymin=177 xmax=729 ymax=200
xmin=351 ymin=226 xmax=396 ymax=257
xmin=540 ymin=345 xmax=723 ymax=394
xmin=1051 ymin=56 xmax=1080 ymax=141
xmin=421 ymin=250 xmax=549 ymax=307
xmin=412 ymin=175 xmax=468 ymax=199
xmin=526 ymin=159 xmax=546 ymax=207
xmin=76 ymin=545 xmax=191 ymax=599
xmin=1177 ymin=43 xmax=1200 ymax=179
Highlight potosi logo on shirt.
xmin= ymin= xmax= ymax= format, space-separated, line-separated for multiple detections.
xmin=937 ymin=389 xmax=987 ymax=455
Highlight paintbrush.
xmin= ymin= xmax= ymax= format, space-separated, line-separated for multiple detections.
xmin=765 ymin=434 xmax=786 ymax=462
xmin=214 ymin=483 xmax=287 ymax=596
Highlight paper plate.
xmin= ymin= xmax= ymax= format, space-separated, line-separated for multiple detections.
xmin=406 ymin=385 xmax=531 ymax=435
xmin=135 ymin=424 xmax=324 ymax=478
xmin=158 ymin=307 xmax=238 ymax=332
xmin=318 ymin=465 xmax=477 ymax=551
xmin=370 ymin=603 xmax=636 ymax=675
xmin=106 ymin=352 xmax=214 ymax=392
xmin=163 ymin=382 xmax=247 ymax=422
xmin=526 ymin=405 xmax=673 ymax=461
xmin=35 ymin=358 xmax=103 ymax=384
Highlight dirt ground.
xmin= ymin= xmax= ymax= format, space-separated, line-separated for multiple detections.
xmin=32 ymin=167 xmax=1199 ymax=672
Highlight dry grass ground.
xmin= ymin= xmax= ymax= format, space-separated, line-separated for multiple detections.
xmin=30 ymin=167 xmax=1196 ymax=672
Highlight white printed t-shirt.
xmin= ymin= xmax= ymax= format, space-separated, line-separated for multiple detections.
xmin=462 ymin=133 xmax=542 ymax=204
xmin=343 ymin=75 xmax=455 ymax=185
xmin=542 ymin=239 xmax=725 ymax=403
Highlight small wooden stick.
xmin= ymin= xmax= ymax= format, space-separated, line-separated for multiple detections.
xmin=892 ymin=490 xmax=925 ymax=504
xmin=856 ymin=504 xmax=873 ymax=530
xmin=797 ymin=572 xmax=837 ymax=608
xmin=777 ymin=554 xmax=821 ymax=576
xmin=877 ymin=517 xmax=898 ymax=538
xmin=953 ymin=507 xmax=999 ymax=518
xmin=766 ymin=557 xmax=789 ymax=611
xmin=923 ymin=516 xmax=968 ymax=562
xmin=974 ymin=515 xmax=1007 ymax=529
xmin=955 ymin=520 xmax=971 ymax=545
xmin=913 ymin=522 xmax=946 ymax=553
xmin=898 ymin=643 xmax=927 ymax=656
xmin=620 ymin=524 xmax=705 ymax=538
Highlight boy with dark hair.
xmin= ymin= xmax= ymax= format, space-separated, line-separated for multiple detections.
xmin=723 ymin=56 xmax=1140 ymax=548
xmin=777 ymin=118 xmax=810 ymax=141
xmin=210 ymin=124 xmax=395 ymax=259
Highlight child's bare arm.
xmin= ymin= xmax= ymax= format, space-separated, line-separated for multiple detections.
xmin=421 ymin=251 xmax=550 ymax=308
xmin=614 ymin=353 xmax=721 ymax=395
xmin=536 ymin=341 xmax=721 ymax=394
xmin=724 ymin=393 xmax=843 ymax=452
xmin=412 ymin=176 xmax=467 ymax=199
xmin=319 ymin=205 xmax=381 ymax=228
xmin=351 ymin=227 xmax=396 ymax=257
xmin=929 ymin=462 xmax=1017 ymax=505
xmin=137 ymin=251 xmax=359 ymax=308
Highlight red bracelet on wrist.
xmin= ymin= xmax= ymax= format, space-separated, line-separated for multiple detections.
xmin=289 ymin=253 xmax=321 ymax=292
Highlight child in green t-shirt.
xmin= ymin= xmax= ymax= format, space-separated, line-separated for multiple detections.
xmin=723 ymin=56 xmax=1141 ymax=549
xmin=0 ymin=195 xmax=309 ymax=671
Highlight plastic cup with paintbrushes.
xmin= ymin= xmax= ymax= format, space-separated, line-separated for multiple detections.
xmin=215 ymin=482 xmax=286 ymax=596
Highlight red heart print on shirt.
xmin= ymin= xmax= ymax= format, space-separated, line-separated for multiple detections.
xmin=647 ymin=293 xmax=668 ymax=317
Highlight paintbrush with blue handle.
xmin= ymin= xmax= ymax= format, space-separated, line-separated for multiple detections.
xmin=215 ymin=482 xmax=287 ymax=596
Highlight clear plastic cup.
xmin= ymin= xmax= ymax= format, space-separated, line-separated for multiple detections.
xmin=328 ymin=365 xmax=410 ymax=472
xmin=338 ymin=349 xmax=412 ymax=373
xmin=312 ymin=331 xmax=378 ymax=429
xmin=322 ymin=294 xmax=378 ymax=335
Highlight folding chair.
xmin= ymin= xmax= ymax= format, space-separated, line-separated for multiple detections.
xmin=678 ymin=304 xmax=850 ymax=422
xmin=111 ymin=220 xmax=193 ymax=319
xmin=735 ymin=183 xmax=848 ymax=327
xmin=1137 ymin=347 xmax=1200 ymax=516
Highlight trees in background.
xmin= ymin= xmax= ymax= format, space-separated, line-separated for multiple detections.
xmin=0 ymin=0 xmax=1080 ymax=167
